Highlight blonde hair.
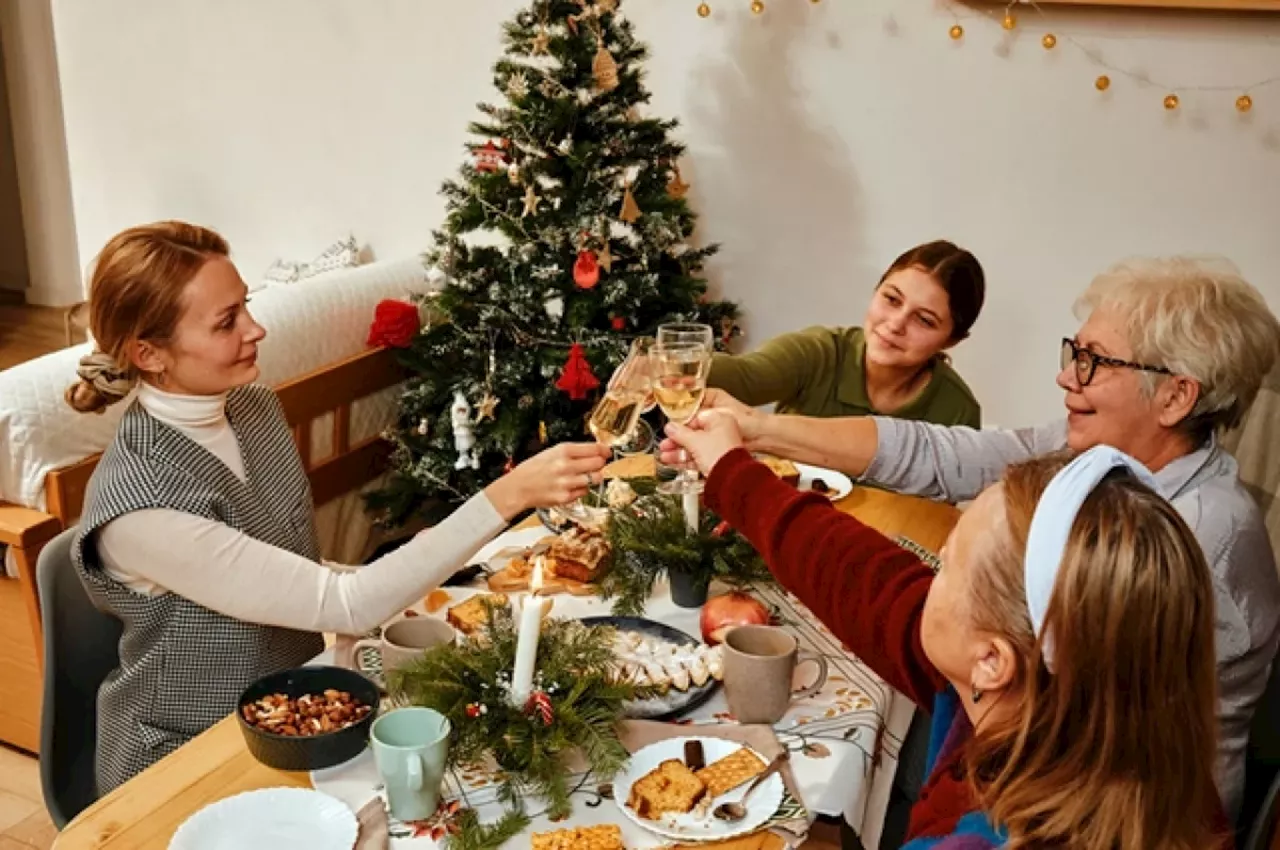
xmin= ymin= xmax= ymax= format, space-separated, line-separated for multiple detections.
xmin=1075 ymin=256 xmax=1280 ymax=439
xmin=965 ymin=453 xmax=1221 ymax=850
xmin=65 ymin=222 xmax=230 ymax=414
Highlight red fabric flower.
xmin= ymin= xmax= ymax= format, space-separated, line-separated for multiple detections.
xmin=367 ymin=299 xmax=420 ymax=348
xmin=555 ymin=343 xmax=600 ymax=400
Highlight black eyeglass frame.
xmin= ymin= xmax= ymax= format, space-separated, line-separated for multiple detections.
xmin=1060 ymin=338 xmax=1173 ymax=387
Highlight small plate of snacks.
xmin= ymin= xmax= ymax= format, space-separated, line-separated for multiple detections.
xmin=755 ymin=454 xmax=853 ymax=501
xmin=613 ymin=736 xmax=784 ymax=842
xmin=582 ymin=616 xmax=723 ymax=720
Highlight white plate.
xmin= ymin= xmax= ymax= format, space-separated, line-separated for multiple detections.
xmin=613 ymin=736 xmax=783 ymax=843
xmin=794 ymin=462 xmax=853 ymax=501
xmin=169 ymin=787 xmax=358 ymax=850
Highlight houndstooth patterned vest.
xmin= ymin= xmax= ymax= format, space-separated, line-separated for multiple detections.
xmin=73 ymin=384 xmax=325 ymax=794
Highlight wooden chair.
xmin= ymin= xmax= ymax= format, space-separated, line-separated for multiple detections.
xmin=0 ymin=345 xmax=410 ymax=753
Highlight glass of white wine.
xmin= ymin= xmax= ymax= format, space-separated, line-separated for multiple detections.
xmin=657 ymin=322 xmax=714 ymax=351
xmin=650 ymin=340 xmax=712 ymax=495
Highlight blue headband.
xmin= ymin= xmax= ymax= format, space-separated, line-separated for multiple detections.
xmin=1023 ymin=446 xmax=1157 ymax=671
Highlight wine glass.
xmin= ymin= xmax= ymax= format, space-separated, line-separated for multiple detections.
xmin=657 ymin=322 xmax=714 ymax=350
xmin=650 ymin=340 xmax=712 ymax=495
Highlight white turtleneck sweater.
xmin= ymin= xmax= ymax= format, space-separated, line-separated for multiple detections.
xmin=96 ymin=383 xmax=506 ymax=635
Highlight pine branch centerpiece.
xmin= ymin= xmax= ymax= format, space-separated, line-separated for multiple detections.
xmin=369 ymin=0 xmax=742 ymax=529
xmin=599 ymin=493 xmax=773 ymax=615
xmin=387 ymin=605 xmax=652 ymax=821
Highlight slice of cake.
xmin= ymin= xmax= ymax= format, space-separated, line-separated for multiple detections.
xmin=445 ymin=593 xmax=509 ymax=635
xmin=627 ymin=759 xmax=707 ymax=820
xmin=547 ymin=526 xmax=611 ymax=583
xmin=696 ymin=747 xmax=768 ymax=798
xmin=755 ymin=454 xmax=800 ymax=487
xmin=531 ymin=824 xmax=624 ymax=850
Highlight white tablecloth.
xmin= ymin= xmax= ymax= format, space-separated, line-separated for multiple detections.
xmin=312 ymin=526 xmax=912 ymax=848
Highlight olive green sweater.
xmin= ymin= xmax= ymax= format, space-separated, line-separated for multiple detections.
xmin=708 ymin=326 xmax=981 ymax=427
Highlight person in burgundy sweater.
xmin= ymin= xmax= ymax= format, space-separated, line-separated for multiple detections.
xmin=662 ymin=413 xmax=1228 ymax=849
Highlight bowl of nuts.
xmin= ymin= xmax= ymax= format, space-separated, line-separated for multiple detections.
xmin=237 ymin=666 xmax=379 ymax=771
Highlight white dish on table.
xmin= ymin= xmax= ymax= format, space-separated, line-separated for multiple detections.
xmin=169 ymin=787 xmax=358 ymax=850
xmin=612 ymin=736 xmax=784 ymax=843
xmin=793 ymin=463 xmax=853 ymax=501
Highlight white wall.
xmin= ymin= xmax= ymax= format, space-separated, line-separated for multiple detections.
xmin=48 ymin=0 xmax=1280 ymax=428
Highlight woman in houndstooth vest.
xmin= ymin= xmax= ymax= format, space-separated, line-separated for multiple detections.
xmin=64 ymin=221 xmax=610 ymax=795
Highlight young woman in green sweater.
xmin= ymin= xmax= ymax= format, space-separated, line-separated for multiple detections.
xmin=709 ymin=240 xmax=986 ymax=427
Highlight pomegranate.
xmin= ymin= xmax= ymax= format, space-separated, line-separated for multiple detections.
xmin=700 ymin=591 xmax=770 ymax=645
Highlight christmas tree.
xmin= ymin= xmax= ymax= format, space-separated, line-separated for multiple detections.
xmin=370 ymin=0 xmax=740 ymax=527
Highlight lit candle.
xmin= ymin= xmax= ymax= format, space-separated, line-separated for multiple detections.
xmin=511 ymin=557 xmax=550 ymax=706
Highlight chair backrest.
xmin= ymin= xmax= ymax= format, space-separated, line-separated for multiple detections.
xmin=36 ymin=526 xmax=122 ymax=828
xmin=1221 ymin=364 xmax=1280 ymax=559
xmin=1244 ymin=768 xmax=1280 ymax=850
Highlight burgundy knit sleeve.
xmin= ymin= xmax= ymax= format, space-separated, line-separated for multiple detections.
xmin=704 ymin=448 xmax=947 ymax=707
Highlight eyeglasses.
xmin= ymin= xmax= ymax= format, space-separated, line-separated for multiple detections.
xmin=1060 ymin=338 xmax=1172 ymax=387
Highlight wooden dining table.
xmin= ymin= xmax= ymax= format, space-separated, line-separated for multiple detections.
xmin=54 ymin=466 xmax=960 ymax=850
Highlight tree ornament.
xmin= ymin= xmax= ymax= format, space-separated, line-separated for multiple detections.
xmin=611 ymin=316 xmax=626 ymax=331
xmin=556 ymin=344 xmax=600 ymax=400
xmin=1095 ymin=75 xmax=1111 ymax=92
xmin=593 ymin=44 xmax=619 ymax=92
xmin=667 ymin=166 xmax=690 ymax=200
xmin=519 ymin=394 xmax=535 ymax=410
xmin=544 ymin=295 xmax=564 ymax=321
xmin=574 ymin=250 xmax=601 ymax=289
xmin=476 ymin=391 xmax=500 ymax=422
xmin=1042 ymin=33 xmax=1057 ymax=49
xmin=558 ymin=136 xmax=574 ymax=156
xmin=949 ymin=24 xmax=964 ymax=40
xmin=367 ymin=299 xmax=422 ymax=348
xmin=751 ymin=0 xmax=765 ymax=13
xmin=539 ymin=421 xmax=549 ymax=444
xmin=1238 ymin=94 xmax=1254 ymax=113
xmin=504 ymin=456 xmax=515 ymax=474
xmin=525 ymin=691 xmax=554 ymax=726
xmin=508 ymin=163 xmax=521 ymax=185
xmin=1164 ymin=94 xmax=1180 ymax=111
xmin=619 ymin=185 xmax=642 ymax=223
xmin=697 ymin=2 xmax=711 ymax=17
xmin=531 ymin=27 xmax=551 ymax=56
xmin=1002 ymin=12 xmax=1016 ymax=30
xmin=466 ymin=702 xmax=488 ymax=718
xmin=507 ymin=72 xmax=530 ymax=99
xmin=567 ymin=14 xmax=579 ymax=35
xmin=599 ymin=0 xmax=618 ymax=10
xmin=522 ymin=184 xmax=543 ymax=217
xmin=474 ymin=140 xmax=506 ymax=173
xmin=451 ymin=391 xmax=480 ymax=470
xmin=598 ymin=240 xmax=613 ymax=273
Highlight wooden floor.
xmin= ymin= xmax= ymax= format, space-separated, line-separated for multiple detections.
xmin=0 ymin=304 xmax=76 ymax=372
xmin=0 ymin=746 xmax=55 ymax=849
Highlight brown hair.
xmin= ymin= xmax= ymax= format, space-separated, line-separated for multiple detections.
xmin=65 ymin=221 xmax=230 ymax=414
xmin=879 ymin=240 xmax=986 ymax=341
xmin=963 ymin=453 xmax=1221 ymax=849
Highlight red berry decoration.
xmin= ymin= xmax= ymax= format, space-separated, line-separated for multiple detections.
xmin=574 ymin=250 xmax=600 ymax=289
xmin=611 ymin=316 xmax=626 ymax=331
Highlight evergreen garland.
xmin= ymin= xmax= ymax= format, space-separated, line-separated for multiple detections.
xmin=444 ymin=809 xmax=529 ymax=850
xmin=387 ymin=606 xmax=653 ymax=821
xmin=598 ymin=494 xmax=773 ymax=615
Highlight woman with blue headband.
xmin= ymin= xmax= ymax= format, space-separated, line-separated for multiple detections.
xmin=663 ymin=414 xmax=1226 ymax=849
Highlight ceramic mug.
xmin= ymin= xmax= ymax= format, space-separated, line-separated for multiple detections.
xmin=354 ymin=618 xmax=455 ymax=678
xmin=722 ymin=624 xmax=829 ymax=724
xmin=370 ymin=707 xmax=452 ymax=821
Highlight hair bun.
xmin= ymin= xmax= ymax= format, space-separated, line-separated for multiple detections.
xmin=66 ymin=351 xmax=134 ymax=413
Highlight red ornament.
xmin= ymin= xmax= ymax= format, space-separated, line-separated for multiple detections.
xmin=611 ymin=316 xmax=626 ymax=331
xmin=466 ymin=703 xmax=481 ymax=718
xmin=367 ymin=299 xmax=421 ymax=348
xmin=504 ymin=457 xmax=515 ymax=474
xmin=573 ymin=250 xmax=600 ymax=289
xmin=555 ymin=343 xmax=600 ymax=400
xmin=525 ymin=691 xmax=554 ymax=726
xmin=710 ymin=519 xmax=732 ymax=537
xmin=474 ymin=140 xmax=506 ymax=173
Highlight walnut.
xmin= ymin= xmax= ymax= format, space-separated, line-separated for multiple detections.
xmin=242 ymin=690 xmax=373 ymax=736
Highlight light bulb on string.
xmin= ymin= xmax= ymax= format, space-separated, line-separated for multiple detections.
xmin=1164 ymin=94 xmax=1180 ymax=111
xmin=1042 ymin=34 xmax=1057 ymax=50
xmin=1095 ymin=75 xmax=1111 ymax=92
xmin=1002 ymin=12 xmax=1017 ymax=30
xmin=697 ymin=1 xmax=710 ymax=16
xmin=750 ymin=0 xmax=765 ymax=13
xmin=950 ymin=24 xmax=964 ymax=40
xmin=1237 ymin=94 xmax=1254 ymax=113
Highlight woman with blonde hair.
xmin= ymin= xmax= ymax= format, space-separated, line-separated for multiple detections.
xmin=663 ymin=414 xmax=1226 ymax=848
xmin=692 ymin=255 xmax=1280 ymax=820
xmin=67 ymin=221 xmax=611 ymax=794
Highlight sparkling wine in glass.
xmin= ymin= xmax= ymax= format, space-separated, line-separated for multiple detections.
xmin=650 ymin=341 xmax=711 ymax=495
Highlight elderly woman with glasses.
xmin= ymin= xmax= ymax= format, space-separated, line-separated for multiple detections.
xmin=683 ymin=256 xmax=1280 ymax=821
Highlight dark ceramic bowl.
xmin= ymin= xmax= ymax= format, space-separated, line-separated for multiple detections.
xmin=237 ymin=665 xmax=379 ymax=771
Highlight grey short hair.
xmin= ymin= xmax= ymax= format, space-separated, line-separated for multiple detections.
xmin=1074 ymin=256 xmax=1280 ymax=437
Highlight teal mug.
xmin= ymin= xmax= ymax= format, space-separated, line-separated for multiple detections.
xmin=370 ymin=707 xmax=451 ymax=821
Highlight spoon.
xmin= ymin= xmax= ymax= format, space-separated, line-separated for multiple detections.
xmin=712 ymin=751 xmax=790 ymax=822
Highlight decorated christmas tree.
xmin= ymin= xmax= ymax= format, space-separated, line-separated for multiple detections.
xmin=370 ymin=0 xmax=740 ymax=527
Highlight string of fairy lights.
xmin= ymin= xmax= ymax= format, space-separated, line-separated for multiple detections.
xmin=693 ymin=0 xmax=1280 ymax=115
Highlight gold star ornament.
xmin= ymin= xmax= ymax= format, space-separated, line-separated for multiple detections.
xmin=522 ymin=184 xmax=542 ymax=217
xmin=531 ymin=27 xmax=551 ymax=56
xmin=475 ymin=392 xmax=500 ymax=422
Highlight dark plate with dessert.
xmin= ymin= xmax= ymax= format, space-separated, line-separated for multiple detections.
xmin=581 ymin=616 xmax=723 ymax=721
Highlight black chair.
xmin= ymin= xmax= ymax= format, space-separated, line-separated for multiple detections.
xmin=1238 ymin=654 xmax=1280 ymax=846
xmin=36 ymin=526 xmax=122 ymax=828
xmin=1244 ymin=769 xmax=1280 ymax=850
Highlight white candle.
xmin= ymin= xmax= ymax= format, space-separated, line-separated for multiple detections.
xmin=511 ymin=557 xmax=548 ymax=706
xmin=683 ymin=491 xmax=699 ymax=535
